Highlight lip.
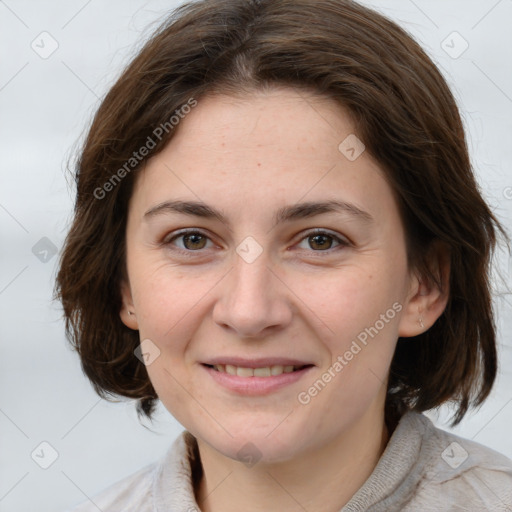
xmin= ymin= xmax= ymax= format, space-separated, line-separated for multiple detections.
xmin=201 ymin=363 xmax=315 ymax=395
xmin=201 ymin=357 xmax=313 ymax=368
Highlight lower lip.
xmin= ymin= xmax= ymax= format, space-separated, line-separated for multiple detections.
xmin=202 ymin=364 xmax=314 ymax=395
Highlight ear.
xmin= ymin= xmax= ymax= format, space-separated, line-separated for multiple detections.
xmin=119 ymin=279 xmax=139 ymax=330
xmin=398 ymin=241 xmax=450 ymax=337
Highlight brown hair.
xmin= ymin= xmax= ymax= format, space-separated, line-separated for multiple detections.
xmin=55 ymin=0 xmax=509 ymax=426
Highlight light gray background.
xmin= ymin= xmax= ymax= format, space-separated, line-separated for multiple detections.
xmin=0 ymin=1 xmax=511 ymax=511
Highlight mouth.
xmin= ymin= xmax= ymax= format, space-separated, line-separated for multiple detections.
xmin=203 ymin=363 xmax=313 ymax=377
xmin=200 ymin=359 xmax=315 ymax=395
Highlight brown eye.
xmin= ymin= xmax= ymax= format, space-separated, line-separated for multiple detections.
xmin=181 ymin=232 xmax=208 ymax=250
xmin=164 ymin=230 xmax=213 ymax=252
xmin=308 ymin=233 xmax=335 ymax=250
xmin=296 ymin=229 xmax=348 ymax=253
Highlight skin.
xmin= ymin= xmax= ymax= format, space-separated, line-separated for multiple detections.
xmin=120 ymin=87 xmax=449 ymax=511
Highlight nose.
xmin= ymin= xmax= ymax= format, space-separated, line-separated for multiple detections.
xmin=212 ymin=250 xmax=293 ymax=338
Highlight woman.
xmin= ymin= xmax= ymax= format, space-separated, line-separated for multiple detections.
xmin=57 ymin=0 xmax=512 ymax=510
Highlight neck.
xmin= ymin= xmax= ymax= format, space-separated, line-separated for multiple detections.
xmin=194 ymin=406 xmax=390 ymax=512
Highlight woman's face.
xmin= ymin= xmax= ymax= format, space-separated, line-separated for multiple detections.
xmin=121 ymin=88 xmax=422 ymax=463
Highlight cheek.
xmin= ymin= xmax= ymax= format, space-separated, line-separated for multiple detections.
xmin=131 ymin=266 xmax=207 ymax=422
xmin=303 ymin=264 xmax=403 ymax=384
xmin=292 ymin=265 xmax=395 ymax=342
xmin=130 ymin=262 xmax=209 ymax=351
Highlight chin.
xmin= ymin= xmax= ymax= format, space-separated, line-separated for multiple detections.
xmin=194 ymin=416 xmax=313 ymax=466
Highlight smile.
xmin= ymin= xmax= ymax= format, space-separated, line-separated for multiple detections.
xmin=206 ymin=364 xmax=309 ymax=377
xmin=201 ymin=362 xmax=315 ymax=395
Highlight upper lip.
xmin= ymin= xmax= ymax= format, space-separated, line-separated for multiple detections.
xmin=201 ymin=357 xmax=314 ymax=368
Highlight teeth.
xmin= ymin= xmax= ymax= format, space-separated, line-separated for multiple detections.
xmin=212 ymin=364 xmax=303 ymax=377
xmin=253 ymin=367 xmax=271 ymax=377
xmin=237 ymin=366 xmax=254 ymax=377
xmin=271 ymin=365 xmax=284 ymax=375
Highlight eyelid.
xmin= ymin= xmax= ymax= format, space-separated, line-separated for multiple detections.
xmin=162 ymin=228 xmax=215 ymax=248
xmin=297 ymin=228 xmax=350 ymax=246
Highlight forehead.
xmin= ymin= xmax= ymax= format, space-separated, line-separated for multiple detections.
xmin=130 ymin=88 xmax=398 ymax=228
xmin=168 ymin=88 xmax=352 ymax=158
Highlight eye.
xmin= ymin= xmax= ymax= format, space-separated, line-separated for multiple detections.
xmin=162 ymin=228 xmax=349 ymax=257
xmin=163 ymin=230 xmax=214 ymax=252
xmin=295 ymin=229 xmax=348 ymax=253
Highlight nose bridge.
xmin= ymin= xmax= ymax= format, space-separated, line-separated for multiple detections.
xmin=232 ymin=246 xmax=273 ymax=298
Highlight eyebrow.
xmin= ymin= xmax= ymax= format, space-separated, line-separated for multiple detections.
xmin=143 ymin=199 xmax=373 ymax=229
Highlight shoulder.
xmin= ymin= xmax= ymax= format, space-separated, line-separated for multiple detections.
xmin=407 ymin=413 xmax=512 ymax=510
xmin=64 ymin=461 xmax=156 ymax=512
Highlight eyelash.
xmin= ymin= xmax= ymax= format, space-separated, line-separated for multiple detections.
xmin=162 ymin=228 xmax=349 ymax=257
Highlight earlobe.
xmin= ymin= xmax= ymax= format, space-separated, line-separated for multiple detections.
xmin=397 ymin=281 xmax=429 ymax=338
xmin=119 ymin=281 xmax=139 ymax=330
xmin=398 ymin=242 xmax=450 ymax=338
